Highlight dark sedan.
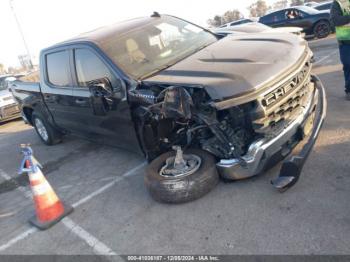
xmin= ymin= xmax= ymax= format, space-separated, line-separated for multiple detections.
xmin=259 ymin=6 xmax=332 ymax=38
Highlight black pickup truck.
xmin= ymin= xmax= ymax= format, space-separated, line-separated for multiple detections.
xmin=11 ymin=14 xmax=326 ymax=203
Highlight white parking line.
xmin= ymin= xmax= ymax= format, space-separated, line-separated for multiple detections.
xmin=0 ymin=169 xmax=32 ymax=199
xmin=0 ymin=161 xmax=146 ymax=254
xmin=62 ymin=217 xmax=117 ymax=256
xmin=314 ymin=50 xmax=339 ymax=66
xmin=0 ymin=228 xmax=38 ymax=252
xmin=0 ymin=212 xmax=15 ymax=218
xmin=72 ymin=162 xmax=146 ymax=208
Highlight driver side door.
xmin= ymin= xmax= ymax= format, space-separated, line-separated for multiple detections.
xmin=70 ymin=46 xmax=141 ymax=151
xmin=286 ymin=9 xmax=310 ymax=29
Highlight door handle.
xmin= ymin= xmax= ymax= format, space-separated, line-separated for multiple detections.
xmin=45 ymin=95 xmax=58 ymax=103
xmin=75 ymin=99 xmax=88 ymax=105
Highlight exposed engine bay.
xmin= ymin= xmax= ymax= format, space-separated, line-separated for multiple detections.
xmin=129 ymin=84 xmax=259 ymax=161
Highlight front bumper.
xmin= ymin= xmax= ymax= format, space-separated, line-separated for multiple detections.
xmin=0 ymin=103 xmax=21 ymax=122
xmin=217 ymin=75 xmax=326 ymax=190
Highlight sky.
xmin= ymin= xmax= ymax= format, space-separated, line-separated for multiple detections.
xmin=0 ymin=0 xmax=276 ymax=68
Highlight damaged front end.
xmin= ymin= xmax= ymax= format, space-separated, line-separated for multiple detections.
xmin=129 ymin=84 xmax=258 ymax=165
xmin=129 ymin=58 xmax=326 ymax=192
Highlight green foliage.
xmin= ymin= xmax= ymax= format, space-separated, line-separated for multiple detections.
xmin=291 ymin=0 xmax=305 ymax=6
xmin=248 ymin=0 xmax=271 ymax=18
xmin=207 ymin=9 xmax=243 ymax=27
xmin=273 ymin=0 xmax=289 ymax=10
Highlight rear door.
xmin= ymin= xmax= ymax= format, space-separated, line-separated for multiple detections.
xmin=40 ymin=48 xmax=78 ymax=132
xmin=261 ymin=11 xmax=286 ymax=27
xmin=70 ymin=46 xmax=141 ymax=150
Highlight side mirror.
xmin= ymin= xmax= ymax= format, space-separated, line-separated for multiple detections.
xmin=88 ymin=78 xmax=113 ymax=97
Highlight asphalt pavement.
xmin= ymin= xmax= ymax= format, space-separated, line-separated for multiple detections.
xmin=0 ymin=35 xmax=349 ymax=257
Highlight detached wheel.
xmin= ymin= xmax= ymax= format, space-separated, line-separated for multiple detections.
xmin=32 ymin=113 xmax=62 ymax=146
xmin=314 ymin=21 xmax=330 ymax=39
xmin=145 ymin=148 xmax=219 ymax=204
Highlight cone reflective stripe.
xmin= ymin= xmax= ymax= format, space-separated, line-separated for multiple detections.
xmin=26 ymin=163 xmax=65 ymax=222
xmin=20 ymin=145 xmax=73 ymax=230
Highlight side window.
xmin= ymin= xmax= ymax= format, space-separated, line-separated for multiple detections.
xmin=74 ymin=48 xmax=119 ymax=89
xmin=261 ymin=14 xmax=274 ymax=24
xmin=286 ymin=9 xmax=300 ymax=20
xmin=46 ymin=51 xmax=71 ymax=87
xmin=273 ymin=11 xmax=285 ymax=22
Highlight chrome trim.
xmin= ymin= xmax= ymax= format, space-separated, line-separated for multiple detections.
xmin=0 ymin=103 xmax=21 ymax=122
xmin=217 ymin=78 xmax=325 ymax=180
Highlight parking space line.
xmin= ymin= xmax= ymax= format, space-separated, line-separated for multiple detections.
xmin=62 ymin=217 xmax=117 ymax=256
xmin=0 ymin=169 xmax=32 ymax=199
xmin=0 ymin=212 xmax=15 ymax=218
xmin=314 ymin=50 xmax=339 ymax=66
xmin=0 ymin=161 xmax=146 ymax=254
xmin=72 ymin=162 xmax=146 ymax=208
xmin=0 ymin=228 xmax=38 ymax=252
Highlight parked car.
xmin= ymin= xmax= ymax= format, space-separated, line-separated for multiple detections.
xmin=218 ymin=18 xmax=255 ymax=29
xmin=314 ymin=1 xmax=333 ymax=11
xmin=213 ymin=22 xmax=304 ymax=38
xmin=304 ymin=1 xmax=319 ymax=7
xmin=259 ymin=6 xmax=332 ymax=38
xmin=0 ymin=75 xmax=21 ymax=122
xmin=10 ymin=14 xmax=326 ymax=203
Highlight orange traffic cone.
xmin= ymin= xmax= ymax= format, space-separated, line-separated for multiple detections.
xmin=20 ymin=145 xmax=73 ymax=230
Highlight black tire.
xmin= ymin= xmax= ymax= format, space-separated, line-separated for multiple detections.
xmin=32 ymin=112 xmax=62 ymax=146
xmin=145 ymin=149 xmax=219 ymax=204
xmin=313 ymin=21 xmax=330 ymax=39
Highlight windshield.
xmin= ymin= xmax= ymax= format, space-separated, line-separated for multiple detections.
xmin=100 ymin=16 xmax=218 ymax=79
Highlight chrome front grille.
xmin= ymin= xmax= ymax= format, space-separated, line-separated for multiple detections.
xmin=252 ymin=61 xmax=314 ymax=135
xmin=1 ymin=104 xmax=19 ymax=118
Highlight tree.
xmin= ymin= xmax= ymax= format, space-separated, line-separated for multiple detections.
xmin=248 ymin=0 xmax=270 ymax=18
xmin=207 ymin=15 xmax=223 ymax=27
xmin=273 ymin=0 xmax=289 ymax=10
xmin=207 ymin=9 xmax=243 ymax=27
xmin=290 ymin=0 xmax=304 ymax=6
xmin=222 ymin=10 xmax=243 ymax=24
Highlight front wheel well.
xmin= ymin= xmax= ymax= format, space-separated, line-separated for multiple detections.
xmin=22 ymin=107 xmax=34 ymax=125
xmin=313 ymin=19 xmax=331 ymax=38
xmin=313 ymin=19 xmax=330 ymax=29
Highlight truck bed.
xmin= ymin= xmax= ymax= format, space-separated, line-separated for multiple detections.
xmin=9 ymin=80 xmax=43 ymax=124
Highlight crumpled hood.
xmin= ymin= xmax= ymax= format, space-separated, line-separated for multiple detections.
xmin=144 ymin=33 xmax=308 ymax=101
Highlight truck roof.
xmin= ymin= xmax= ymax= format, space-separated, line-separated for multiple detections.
xmin=46 ymin=16 xmax=157 ymax=50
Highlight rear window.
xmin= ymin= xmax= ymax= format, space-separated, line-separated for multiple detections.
xmin=46 ymin=51 xmax=70 ymax=87
xmin=316 ymin=3 xmax=332 ymax=10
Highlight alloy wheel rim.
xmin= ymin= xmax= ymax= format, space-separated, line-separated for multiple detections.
xmin=317 ymin=24 xmax=328 ymax=37
xmin=35 ymin=118 xmax=49 ymax=141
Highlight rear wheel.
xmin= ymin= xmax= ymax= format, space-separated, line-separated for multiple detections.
xmin=314 ymin=21 xmax=330 ymax=39
xmin=145 ymin=148 xmax=219 ymax=204
xmin=32 ymin=113 xmax=62 ymax=146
